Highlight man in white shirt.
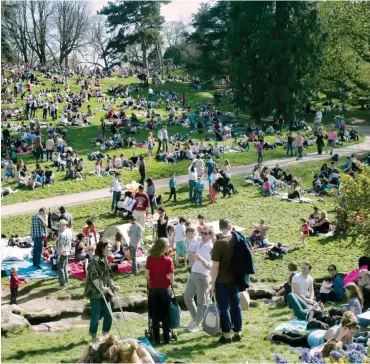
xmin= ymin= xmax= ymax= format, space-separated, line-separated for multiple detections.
xmin=184 ymin=226 xmax=213 ymax=332
xmin=287 ymin=262 xmax=315 ymax=320
xmin=56 ymin=219 xmax=72 ymax=289
xmin=45 ymin=136 xmax=55 ymax=161
xmin=162 ymin=126 xmax=168 ymax=152
xmin=110 ymin=171 xmax=122 ymax=214
xmin=157 ymin=127 xmax=163 ymax=152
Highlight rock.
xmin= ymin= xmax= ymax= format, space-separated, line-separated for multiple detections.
xmin=248 ymin=286 xmax=277 ymax=299
xmin=112 ymin=294 xmax=148 ymax=310
xmin=32 ymin=318 xmax=90 ymax=333
xmin=1 ymin=310 xmax=30 ymax=335
xmin=24 ymin=306 xmax=84 ymax=322
xmin=2 ymin=304 xmax=26 ymax=316
xmin=271 ymin=296 xmax=285 ymax=307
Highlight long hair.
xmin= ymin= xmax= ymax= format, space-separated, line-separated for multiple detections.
xmin=95 ymin=241 xmax=108 ymax=258
xmin=149 ymin=238 xmax=169 ymax=258
xmin=344 ymin=282 xmax=363 ymax=308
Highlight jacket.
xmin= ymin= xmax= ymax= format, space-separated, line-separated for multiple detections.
xmin=84 ymin=256 xmax=113 ymax=300
xmin=231 ymin=230 xmax=255 ymax=291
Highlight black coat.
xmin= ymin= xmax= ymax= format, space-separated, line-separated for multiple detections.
xmin=231 ymin=230 xmax=256 ymax=291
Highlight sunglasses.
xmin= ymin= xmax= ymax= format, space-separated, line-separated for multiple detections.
xmin=201 ymin=232 xmax=209 ymax=235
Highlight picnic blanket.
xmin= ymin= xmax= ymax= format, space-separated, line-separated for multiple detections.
xmin=276 ymin=193 xmax=313 ymax=203
xmin=69 ymin=260 xmax=132 ymax=280
xmin=1 ymin=237 xmax=34 ymax=262
xmin=274 ymin=319 xmax=310 ymax=334
xmin=2 ymin=258 xmax=57 ymax=279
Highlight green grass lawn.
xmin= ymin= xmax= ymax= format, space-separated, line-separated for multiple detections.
xmin=2 ymin=70 xmax=368 ymax=205
xmin=1 ymin=160 xmax=366 ymax=363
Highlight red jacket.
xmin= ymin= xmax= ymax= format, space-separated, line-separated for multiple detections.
xmin=10 ymin=273 xmax=24 ymax=289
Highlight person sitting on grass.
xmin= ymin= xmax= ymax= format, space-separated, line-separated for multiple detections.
xmin=287 ymin=180 xmax=301 ymax=200
xmin=320 ymin=178 xmax=331 ymax=195
xmin=320 ymin=264 xmax=344 ymax=303
xmin=341 ymin=282 xmax=363 ymax=317
xmin=276 ymin=262 xmax=298 ymax=304
xmin=311 ymin=211 xmax=331 ymax=235
xmin=261 ymin=177 xmax=272 ymax=196
xmin=109 ymin=232 xmax=126 ymax=263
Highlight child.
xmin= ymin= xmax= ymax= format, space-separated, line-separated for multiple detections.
xmin=10 ymin=267 xmax=26 ymax=304
xmin=194 ymin=177 xmax=204 ymax=206
xmin=255 ymin=142 xmax=264 ymax=163
xmin=174 ymin=217 xmax=187 ymax=266
xmin=197 ymin=214 xmax=206 ymax=234
xmin=95 ymin=159 xmax=103 ymax=176
xmin=167 ymin=225 xmax=175 ymax=255
xmin=168 ymin=174 xmax=177 ymax=202
xmin=262 ymin=177 xmax=271 ymax=196
xmin=185 ymin=226 xmax=199 ymax=273
xmin=300 ymin=217 xmax=309 ymax=248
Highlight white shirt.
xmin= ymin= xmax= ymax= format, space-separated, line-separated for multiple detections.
xmin=157 ymin=129 xmax=163 ymax=141
xmin=112 ymin=178 xmax=122 ymax=192
xmin=46 ymin=139 xmax=54 ymax=150
xmin=188 ymin=166 xmax=197 ymax=181
xmin=162 ymin=129 xmax=168 ymax=140
xmin=192 ymin=240 xmax=213 ymax=276
xmin=253 ymin=170 xmax=261 ymax=181
xmin=186 ymin=238 xmax=199 ymax=255
xmin=292 ymin=273 xmax=313 ymax=298
xmin=174 ymin=223 xmax=185 ymax=242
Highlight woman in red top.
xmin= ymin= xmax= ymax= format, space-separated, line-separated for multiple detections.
xmin=145 ymin=238 xmax=174 ymax=345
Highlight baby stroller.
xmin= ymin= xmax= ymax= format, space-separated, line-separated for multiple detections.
xmin=116 ymin=191 xmax=135 ymax=219
xmin=145 ymin=285 xmax=179 ymax=343
xmin=48 ymin=211 xmax=60 ymax=241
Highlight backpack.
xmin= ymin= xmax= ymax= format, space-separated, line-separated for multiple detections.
xmin=202 ymin=299 xmax=221 ymax=336
xmin=331 ymin=154 xmax=339 ymax=162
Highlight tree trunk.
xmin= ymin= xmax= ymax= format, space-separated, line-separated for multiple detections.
xmin=142 ymin=43 xmax=149 ymax=75
xmin=65 ymin=56 xmax=68 ymax=68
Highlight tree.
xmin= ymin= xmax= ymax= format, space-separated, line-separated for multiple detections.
xmin=26 ymin=0 xmax=54 ymax=65
xmin=228 ymin=1 xmax=327 ymax=120
xmin=99 ymin=1 xmax=167 ymax=74
xmin=162 ymin=21 xmax=188 ymax=47
xmin=189 ymin=2 xmax=230 ymax=79
xmin=54 ymin=1 xmax=91 ymax=67
xmin=163 ymin=44 xmax=185 ymax=65
xmin=338 ymin=168 xmax=370 ymax=253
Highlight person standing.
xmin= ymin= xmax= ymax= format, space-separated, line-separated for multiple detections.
xmin=128 ymin=217 xmax=143 ymax=274
xmin=110 ymin=172 xmax=122 ymax=214
xmin=30 ymin=208 xmax=47 ymax=269
xmin=45 ymin=135 xmax=54 ymax=161
xmin=133 ymin=185 xmax=150 ymax=231
xmin=147 ymin=132 xmax=155 ymax=159
xmin=84 ymin=241 xmax=119 ymax=343
xmin=286 ymin=132 xmax=294 ymax=157
xmin=59 ymin=206 xmax=73 ymax=230
xmin=146 ymin=178 xmax=156 ymax=216
xmin=34 ymin=132 xmax=43 ymax=162
xmin=56 ymin=219 xmax=72 ymax=289
xmin=10 ymin=267 xmax=26 ymax=304
xmin=327 ymin=128 xmax=338 ymax=155
xmin=210 ymin=219 xmax=242 ymax=344
xmin=157 ymin=127 xmax=163 ymax=153
xmin=162 ymin=126 xmax=168 ymax=153
xmin=295 ymin=133 xmax=304 ymax=160
xmin=138 ymin=156 xmax=146 ymax=186
xmin=167 ymin=174 xmax=177 ymax=202
xmin=145 ymin=238 xmax=174 ymax=345
xmin=188 ymin=161 xmax=197 ymax=202
xmin=184 ymin=226 xmax=213 ymax=332
xmin=316 ymin=131 xmax=325 ymax=156
xmin=157 ymin=207 xmax=169 ymax=238
xmin=205 ymin=155 xmax=216 ymax=197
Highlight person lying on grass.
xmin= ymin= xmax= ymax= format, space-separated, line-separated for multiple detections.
xmin=77 ymin=335 xmax=154 ymax=363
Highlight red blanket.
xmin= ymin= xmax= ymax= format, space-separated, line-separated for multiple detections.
xmin=68 ymin=259 xmax=132 ymax=280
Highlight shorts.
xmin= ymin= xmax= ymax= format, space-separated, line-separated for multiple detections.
xmin=176 ymin=241 xmax=186 ymax=256
xmin=328 ymin=140 xmax=335 ymax=147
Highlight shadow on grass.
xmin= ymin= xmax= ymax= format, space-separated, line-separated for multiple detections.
xmin=15 ymin=287 xmax=60 ymax=305
xmin=4 ymin=339 xmax=89 ymax=361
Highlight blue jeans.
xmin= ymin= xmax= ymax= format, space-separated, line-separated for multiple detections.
xmin=32 ymin=237 xmax=43 ymax=267
xmin=258 ymin=152 xmax=264 ymax=163
xmin=287 ymin=144 xmax=293 ymax=156
xmin=111 ymin=191 xmax=121 ymax=212
xmin=287 ymin=293 xmax=310 ymax=321
xmin=194 ymin=190 xmax=203 ymax=205
xmin=57 ymin=255 xmax=69 ymax=286
xmin=89 ymin=297 xmax=113 ymax=336
xmin=189 ymin=180 xmax=196 ymax=201
xmin=215 ymin=283 xmax=242 ymax=333
xmin=129 ymin=246 xmax=138 ymax=273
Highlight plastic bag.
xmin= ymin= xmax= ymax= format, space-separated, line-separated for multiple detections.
xmin=202 ymin=299 xmax=221 ymax=336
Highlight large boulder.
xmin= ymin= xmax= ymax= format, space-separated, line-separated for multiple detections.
xmin=248 ymin=286 xmax=278 ymax=299
xmin=32 ymin=317 xmax=90 ymax=333
xmin=24 ymin=306 xmax=85 ymax=322
xmin=1 ymin=310 xmax=30 ymax=335
xmin=112 ymin=294 xmax=148 ymax=310
xmin=112 ymin=312 xmax=144 ymax=321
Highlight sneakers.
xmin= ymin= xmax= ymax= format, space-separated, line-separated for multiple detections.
xmin=233 ymin=334 xmax=242 ymax=342
xmin=218 ymin=335 xmax=232 ymax=344
xmin=187 ymin=321 xmax=199 ymax=333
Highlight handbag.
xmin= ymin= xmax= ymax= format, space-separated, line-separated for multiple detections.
xmin=169 ymin=286 xmax=181 ymax=329
xmin=202 ymin=296 xmax=221 ymax=336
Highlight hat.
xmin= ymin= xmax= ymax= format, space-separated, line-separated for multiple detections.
xmin=59 ymin=219 xmax=68 ymax=225
xmin=11 ymin=267 xmax=18 ymax=273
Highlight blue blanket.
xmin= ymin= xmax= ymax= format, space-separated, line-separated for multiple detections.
xmin=2 ymin=258 xmax=57 ymax=279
